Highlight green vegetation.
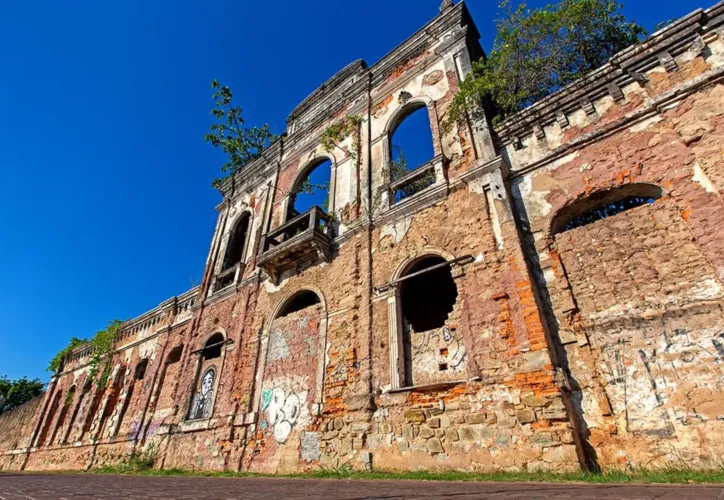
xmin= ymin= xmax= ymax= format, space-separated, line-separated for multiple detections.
xmin=320 ymin=114 xmax=363 ymax=161
xmin=205 ymin=80 xmax=279 ymax=190
xmin=0 ymin=376 xmax=45 ymax=415
xmin=47 ymin=319 xmax=124 ymax=387
xmin=447 ymin=0 xmax=647 ymax=127
xmin=84 ymin=465 xmax=724 ymax=484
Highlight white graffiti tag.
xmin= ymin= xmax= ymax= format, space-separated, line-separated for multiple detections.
xmin=266 ymin=388 xmax=301 ymax=443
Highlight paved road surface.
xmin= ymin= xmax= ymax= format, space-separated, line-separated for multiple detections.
xmin=0 ymin=473 xmax=722 ymax=499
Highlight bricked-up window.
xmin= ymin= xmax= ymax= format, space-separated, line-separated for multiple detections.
xmin=277 ymin=290 xmax=321 ymax=318
xmin=187 ymin=335 xmax=224 ymax=421
xmin=551 ymin=183 xmax=663 ymax=235
xmin=223 ymin=213 xmax=251 ymax=271
xmin=389 ymin=105 xmax=436 ymax=203
xmin=289 ymin=159 xmax=332 ymax=219
xmin=400 ymin=256 xmax=458 ymax=332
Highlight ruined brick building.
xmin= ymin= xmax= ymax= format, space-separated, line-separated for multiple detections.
xmin=3 ymin=0 xmax=724 ymax=474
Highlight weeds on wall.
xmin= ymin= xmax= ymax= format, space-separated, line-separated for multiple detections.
xmin=48 ymin=319 xmax=124 ymax=388
xmin=320 ymin=114 xmax=363 ymax=162
xmin=205 ymin=80 xmax=279 ymax=191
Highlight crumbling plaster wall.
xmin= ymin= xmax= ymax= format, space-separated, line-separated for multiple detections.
xmin=505 ymin=15 xmax=724 ymax=469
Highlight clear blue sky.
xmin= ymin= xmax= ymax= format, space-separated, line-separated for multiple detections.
xmin=0 ymin=0 xmax=698 ymax=382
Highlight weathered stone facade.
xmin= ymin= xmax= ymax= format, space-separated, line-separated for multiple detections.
xmin=3 ymin=0 xmax=724 ymax=474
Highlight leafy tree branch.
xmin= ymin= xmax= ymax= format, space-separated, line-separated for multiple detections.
xmin=205 ymin=80 xmax=279 ymax=191
xmin=446 ymin=0 xmax=646 ymax=128
xmin=0 ymin=376 xmax=45 ymax=415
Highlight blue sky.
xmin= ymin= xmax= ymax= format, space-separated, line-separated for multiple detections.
xmin=0 ymin=0 xmax=698 ymax=382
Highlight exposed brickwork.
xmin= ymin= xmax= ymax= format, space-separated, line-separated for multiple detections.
xmin=3 ymin=1 xmax=724 ymax=476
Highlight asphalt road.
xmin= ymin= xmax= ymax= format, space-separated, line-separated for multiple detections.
xmin=0 ymin=473 xmax=722 ymax=499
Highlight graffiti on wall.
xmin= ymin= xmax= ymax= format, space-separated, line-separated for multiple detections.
xmin=409 ymin=325 xmax=467 ymax=384
xmin=189 ymin=367 xmax=216 ymax=421
xmin=260 ymin=374 xmax=311 ymax=444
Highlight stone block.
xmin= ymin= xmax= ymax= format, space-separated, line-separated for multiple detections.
xmin=543 ymin=444 xmax=578 ymax=464
xmin=464 ymin=413 xmax=486 ymax=424
xmin=444 ymin=428 xmax=460 ymax=442
xmin=396 ymin=438 xmax=409 ymax=452
xmin=427 ymin=438 xmax=444 ymax=453
xmin=529 ymin=432 xmax=556 ymax=446
xmin=497 ymin=414 xmax=517 ymax=429
xmin=405 ymin=409 xmax=426 ymax=423
xmin=334 ymin=418 xmax=345 ymax=430
xmin=428 ymin=417 xmax=441 ymax=428
xmin=419 ymin=427 xmax=435 ymax=439
xmin=517 ymin=409 xmax=536 ymax=424
xmin=458 ymin=426 xmax=478 ymax=441
xmin=523 ymin=395 xmax=551 ymax=408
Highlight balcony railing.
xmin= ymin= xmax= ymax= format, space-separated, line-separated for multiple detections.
xmin=258 ymin=206 xmax=334 ymax=283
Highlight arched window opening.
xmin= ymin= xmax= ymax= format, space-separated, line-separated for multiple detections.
xmin=394 ymin=255 xmax=464 ymax=388
xmin=400 ymin=256 xmax=458 ymax=332
xmin=202 ymin=333 xmax=225 ymax=360
xmin=389 ymin=105 xmax=436 ymax=203
xmin=98 ymin=369 xmax=125 ymax=439
xmin=277 ymin=290 xmax=321 ymax=319
xmin=552 ymin=184 xmax=664 ymax=235
xmin=134 ymin=359 xmax=149 ymax=380
xmin=223 ymin=213 xmax=251 ymax=271
xmin=289 ymin=159 xmax=332 ymax=219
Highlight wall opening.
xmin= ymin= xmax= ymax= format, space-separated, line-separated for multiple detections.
xmin=551 ymin=183 xmax=664 ymax=235
xmin=289 ymin=159 xmax=332 ymax=219
xmin=400 ymin=256 xmax=458 ymax=332
xmin=396 ymin=255 xmax=464 ymax=387
xmin=188 ymin=367 xmax=217 ymax=421
xmin=202 ymin=333 xmax=224 ymax=360
xmin=277 ymin=290 xmax=321 ymax=319
xmin=223 ymin=213 xmax=251 ymax=271
xmin=389 ymin=105 xmax=436 ymax=203
xmin=134 ymin=358 xmax=149 ymax=380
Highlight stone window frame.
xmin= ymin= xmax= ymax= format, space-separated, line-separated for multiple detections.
xmin=278 ymin=153 xmax=338 ymax=225
xmin=184 ymin=330 xmax=229 ymax=424
xmin=210 ymin=209 xmax=255 ymax=295
xmin=384 ymin=249 xmax=466 ymax=391
xmin=378 ymin=97 xmax=447 ymax=214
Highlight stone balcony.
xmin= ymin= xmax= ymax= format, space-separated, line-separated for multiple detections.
xmin=258 ymin=206 xmax=334 ymax=283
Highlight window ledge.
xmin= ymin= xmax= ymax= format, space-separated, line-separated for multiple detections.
xmin=178 ymin=419 xmax=213 ymax=433
xmin=383 ymin=377 xmax=481 ymax=394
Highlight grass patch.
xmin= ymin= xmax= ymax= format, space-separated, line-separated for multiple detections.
xmin=84 ymin=465 xmax=724 ymax=485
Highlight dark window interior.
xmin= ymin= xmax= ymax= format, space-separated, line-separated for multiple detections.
xmin=203 ymin=333 xmax=225 ymax=360
xmin=223 ymin=214 xmax=250 ymax=270
xmin=134 ymin=359 xmax=148 ymax=380
xmin=277 ymin=290 xmax=321 ymax=318
xmin=400 ymin=256 xmax=458 ymax=332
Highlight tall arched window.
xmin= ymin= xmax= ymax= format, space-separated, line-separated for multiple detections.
xmin=223 ymin=213 xmax=251 ymax=270
xmin=187 ymin=334 xmax=224 ymax=421
xmin=388 ymin=105 xmax=436 ymax=203
xmin=390 ymin=255 xmax=466 ymax=388
xmin=289 ymin=159 xmax=332 ymax=219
